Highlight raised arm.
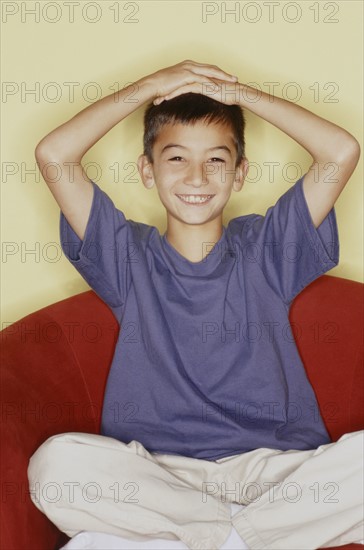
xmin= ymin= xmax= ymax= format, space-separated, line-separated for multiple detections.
xmin=35 ymin=61 xmax=238 ymax=240
xmin=35 ymin=81 xmax=153 ymax=240
xmin=236 ymin=83 xmax=360 ymax=227
xmin=154 ymin=68 xmax=361 ymax=228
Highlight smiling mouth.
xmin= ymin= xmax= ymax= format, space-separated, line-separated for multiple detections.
xmin=176 ymin=194 xmax=215 ymax=205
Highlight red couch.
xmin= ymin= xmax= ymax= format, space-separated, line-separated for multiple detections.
xmin=1 ymin=274 xmax=363 ymax=550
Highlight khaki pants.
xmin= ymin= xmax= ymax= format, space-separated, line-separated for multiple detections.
xmin=27 ymin=430 xmax=364 ymax=550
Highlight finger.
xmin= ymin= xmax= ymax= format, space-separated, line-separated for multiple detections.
xmin=187 ymin=74 xmax=222 ymax=92
xmin=185 ymin=59 xmax=236 ymax=77
xmin=154 ymin=83 xmax=201 ymax=104
xmin=191 ymin=67 xmax=238 ymax=82
xmin=183 ymin=60 xmax=238 ymax=81
xmin=154 ymin=76 xmax=219 ymax=105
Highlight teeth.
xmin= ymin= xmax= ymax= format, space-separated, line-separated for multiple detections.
xmin=177 ymin=195 xmax=213 ymax=204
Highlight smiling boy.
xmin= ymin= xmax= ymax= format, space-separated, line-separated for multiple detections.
xmin=28 ymin=60 xmax=363 ymax=550
xmin=137 ymin=108 xmax=247 ymax=263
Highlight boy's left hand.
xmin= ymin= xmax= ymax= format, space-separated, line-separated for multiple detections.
xmin=153 ymin=77 xmax=241 ymax=106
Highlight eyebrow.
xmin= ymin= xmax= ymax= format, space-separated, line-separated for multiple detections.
xmin=160 ymin=144 xmax=232 ymax=156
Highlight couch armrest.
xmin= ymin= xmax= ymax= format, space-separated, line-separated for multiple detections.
xmin=0 ymin=291 xmax=118 ymax=550
xmin=289 ymin=275 xmax=364 ymax=442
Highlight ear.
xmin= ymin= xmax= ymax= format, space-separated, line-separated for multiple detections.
xmin=137 ymin=154 xmax=155 ymax=190
xmin=232 ymin=157 xmax=249 ymax=192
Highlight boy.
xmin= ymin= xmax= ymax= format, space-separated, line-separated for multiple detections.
xmin=28 ymin=60 xmax=363 ymax=549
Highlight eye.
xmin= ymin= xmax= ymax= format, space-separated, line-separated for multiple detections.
xmin=207 ymin=157 xmax=225 ymax=163
xmin=169 ymin=156 xmax=184 ymax=161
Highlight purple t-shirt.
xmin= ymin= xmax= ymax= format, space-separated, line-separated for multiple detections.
xmin=60 ymin=175 xmax=339 ymax=461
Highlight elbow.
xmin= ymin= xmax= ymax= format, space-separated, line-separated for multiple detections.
xmin=349 ymin=137 xmax=361 ymax=164
xmin=35 ymin=140 xmax=50 ymax=162
xmin=335 ymin=137 xmax=361 ymax=185
xmin=35 ymin=137 xmax=59 ymax=159
xmin=34 ymin=143 xmax=47 ymax=172
xmin=34 ymin=141 xmax=63 ymax=178
xmin=336 ymin=134 xmax=361 ymax=166
xmin=35 ymin=139 xmax=82 ymax=165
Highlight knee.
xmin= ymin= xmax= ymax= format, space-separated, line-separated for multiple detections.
xmin=27 ymin=433 xmax=74 ymax=512
xmin=338 ymin=430 xmax=364 ymax=447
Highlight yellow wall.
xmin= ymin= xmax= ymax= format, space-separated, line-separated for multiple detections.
xmin=2 ymin=0 xmax=363 ymax=326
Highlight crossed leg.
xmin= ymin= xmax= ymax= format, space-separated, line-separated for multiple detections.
xmin=27 ymin=432 xmax=232 ymax=550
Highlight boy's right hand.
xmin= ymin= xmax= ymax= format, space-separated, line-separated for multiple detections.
xmin=140 ymin=60 xmax=238 ymax=103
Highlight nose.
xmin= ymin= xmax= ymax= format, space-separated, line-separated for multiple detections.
xmin=183 ymin=161 xmax=208 ymax=187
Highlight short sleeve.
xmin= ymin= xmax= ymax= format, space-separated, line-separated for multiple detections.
xmin=245 ymin=175 xmax=340 ymax=305
xmin=60 ymin=180 xmax=131 ymax=308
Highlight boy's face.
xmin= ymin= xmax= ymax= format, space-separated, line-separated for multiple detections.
xmin=137 ymin=120 xmax=248 ymax=230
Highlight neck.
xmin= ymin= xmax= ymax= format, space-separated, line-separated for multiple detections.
xmin=165 ymin=218 xmax=224 ymax=263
